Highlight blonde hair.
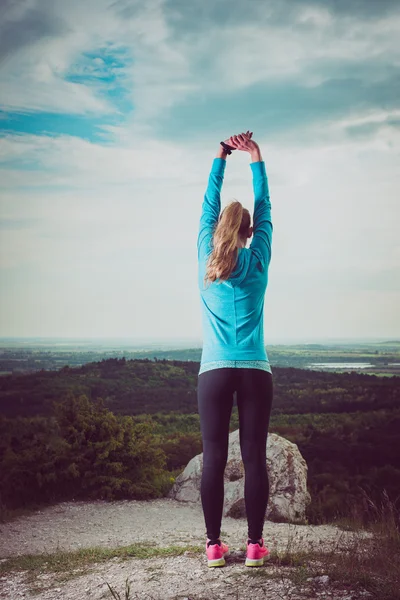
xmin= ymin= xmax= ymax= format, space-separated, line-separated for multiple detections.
xmin=204 ymin=200 xmax=251 ymax=287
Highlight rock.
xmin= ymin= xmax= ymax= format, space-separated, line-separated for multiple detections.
xmin=314 ymin=575 xmax=330 ymax=584
xmin=168 ymin=430 xmax=311 ymax=524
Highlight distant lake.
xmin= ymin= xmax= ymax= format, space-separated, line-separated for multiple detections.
xmin=308 ymin=362 xmax=373 ymax=370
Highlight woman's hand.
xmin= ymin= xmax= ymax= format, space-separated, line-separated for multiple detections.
xmin=223 ymin=130 xmax=253 ymax=150
xmin=228 ymin=131 xmax=259 ymax=154
xmin=216 ymin=130 xmax=256 ymax=159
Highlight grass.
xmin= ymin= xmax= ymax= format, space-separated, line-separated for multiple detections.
xmin=0 ymin=543 xmax=204 ymax=599
xmin=0 ymin=541 xmax=204 ymax=594
xmin=238 ymin=488 xmax=400 ymax=600
xmin=0 ymin=542 xmax=204 ymax=579
xmin=1 ymin=489 xmax=398 ymax=600
xmin=105 ymin=577 xmax=132 ymax=600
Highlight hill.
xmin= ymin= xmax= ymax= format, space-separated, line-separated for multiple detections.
xmin=0 ymin=357 xmax=399 ymax=418
xmin=1 ymin=358 xmax=399 ymax=528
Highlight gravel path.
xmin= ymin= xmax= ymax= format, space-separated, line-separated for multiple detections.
xmin=0 ymin=498 xmax=370 ymax=557
xmin=0 ymin=498 xmax=375 ymax=600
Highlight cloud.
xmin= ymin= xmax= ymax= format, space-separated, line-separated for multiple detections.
xmin=308 ymin=0 xmax=400 ymax=19
xmin=0 ymin=1 xmax=70 ymax=64
xmin=0 ymin=0 xmax=119 ymax=114
xmin=0 ymin=0 xmax=399 ymax=339
xmin=1 ymin=0 xmax=399 ymax=132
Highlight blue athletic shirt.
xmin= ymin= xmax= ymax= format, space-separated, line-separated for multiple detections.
xmin=197 ymin=157 xmax=273 ymax=376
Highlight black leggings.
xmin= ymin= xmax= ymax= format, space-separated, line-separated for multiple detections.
xmin=197 ymin=368 xmax=273 ymax=541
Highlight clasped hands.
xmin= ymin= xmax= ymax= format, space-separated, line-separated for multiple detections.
xmin=223 ymin=130 xmax=252 ymax=150
xmin=221 ymin=131 xmax=258 ymax=155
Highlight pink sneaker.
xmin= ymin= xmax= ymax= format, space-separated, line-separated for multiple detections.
xmin=205 ymin=538 xmax=229 ymax=567
xmin=245 ymin=537 xmax=271 ymax=567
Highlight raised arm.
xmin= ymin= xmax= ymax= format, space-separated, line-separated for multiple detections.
xmin=249 ymin=146 xmax=273 ymax=270
xmin=228 ymin=134 xmax=272 ymax=270
xmin=197 ymin=132 xmax=256 ymax=262
xmin=197 ymin=154 xmax=226 ymax=262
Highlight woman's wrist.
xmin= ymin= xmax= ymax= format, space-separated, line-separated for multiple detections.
xmin=250 ymin=149 xmax=262 ymax=162
xmin=216 ymin=147 xmax=228 ymax=160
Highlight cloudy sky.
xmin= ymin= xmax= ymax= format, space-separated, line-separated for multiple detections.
xmin=0 ymin=0 xmax=399 ymax=344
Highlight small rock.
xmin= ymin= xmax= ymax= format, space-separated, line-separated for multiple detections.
xmin=306 ymin=574 xmax=329 ymax=584
xmin=315 ymin=575 xmax=329 ymax=584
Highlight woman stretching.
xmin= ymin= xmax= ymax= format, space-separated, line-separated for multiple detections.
xmin=197 ymin=131 xmax=273 ymax=568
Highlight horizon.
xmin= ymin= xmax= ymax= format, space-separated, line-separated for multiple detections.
xmin=1 ymin=335 xmax=399 ymax=347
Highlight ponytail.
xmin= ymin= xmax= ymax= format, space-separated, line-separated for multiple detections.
xmin=204 ymin=201 xmax=250 ymax=287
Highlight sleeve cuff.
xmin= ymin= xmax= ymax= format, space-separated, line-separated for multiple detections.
xmin=250 ymin=160 xmax=267 ymax=177
xmin=211 ymin=157 xmax=227 ymax=173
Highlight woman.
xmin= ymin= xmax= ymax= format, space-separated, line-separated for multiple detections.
xmin=197 ymin=131 xmax=273 ymax=568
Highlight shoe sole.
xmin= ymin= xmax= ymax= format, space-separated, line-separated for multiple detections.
xmin=207 ymin=550 xmax=229 ymax=568
xmin=245 ymin=553 xmax=271 ymax=567
xmin=208 ymin=557 xmax=225 ymax=567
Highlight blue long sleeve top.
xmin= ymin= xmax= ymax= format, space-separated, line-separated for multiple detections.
xmin=197 ymin=157 xmax=273 ymax=376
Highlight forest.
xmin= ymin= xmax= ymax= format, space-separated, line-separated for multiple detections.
xmin=1 ymin=357 xmax=399 ymax=526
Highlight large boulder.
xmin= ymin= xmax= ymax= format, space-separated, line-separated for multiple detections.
xmin=168 ymin=429 xmax=311 ymax=524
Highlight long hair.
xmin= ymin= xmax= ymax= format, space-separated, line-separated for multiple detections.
xmin=204 ymin=200 xmax=251 ymax=287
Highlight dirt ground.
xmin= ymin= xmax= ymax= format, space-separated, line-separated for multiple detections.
xmin=0 ymin=498 xmax=374 ymax=600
